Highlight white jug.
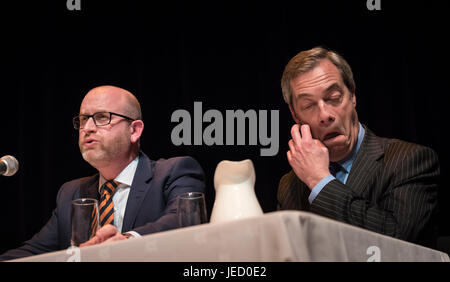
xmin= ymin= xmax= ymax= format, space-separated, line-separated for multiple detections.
xmin=210 ymin=159 xmax=263 ymax=223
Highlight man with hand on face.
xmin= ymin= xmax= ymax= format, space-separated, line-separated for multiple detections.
xmin=0 ymin=85 xmax=205 ymax=260
xmin=277 ymin=47 xmax=439 ymax=247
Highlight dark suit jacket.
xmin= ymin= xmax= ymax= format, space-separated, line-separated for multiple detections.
xmin=0 ymin=152 xmax=205 ymax=260
xmin=277 ymin=125 xmax=440 ymax=247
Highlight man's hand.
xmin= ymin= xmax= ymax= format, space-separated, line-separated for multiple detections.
xmin=80 ymin=224 xmax=128 ymax=247
xmin=287 ymin=124 xmax=330 ymax=190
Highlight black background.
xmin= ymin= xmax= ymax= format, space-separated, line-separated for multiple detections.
xmin=1 ymin=0 xmax=449 ymax=253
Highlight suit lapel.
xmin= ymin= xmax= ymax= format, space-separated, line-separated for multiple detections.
xmin=345 ymin=126 xmax=385 ymax=194
xmin=79 ymin=174 xmax=100 ymax=200
xmin=122 ymin=152 xmax=154 ymax=232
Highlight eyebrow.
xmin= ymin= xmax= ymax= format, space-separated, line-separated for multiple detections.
xmin=295 ymin=93 xmax=313 ymax=101
xmin=324 ymin=83 xmax=344 ymax=95
xmin=294 ymin=83 xmax=343 ymax=101
xmin=79 ymin=109 xmax=108 ymax=115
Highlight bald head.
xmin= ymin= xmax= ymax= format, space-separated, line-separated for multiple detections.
xmin=81 ymin=85 xmax=142 ymax=120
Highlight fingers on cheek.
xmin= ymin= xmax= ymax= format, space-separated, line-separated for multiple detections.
xmin=314 ymin=139 xmax=325 ymax=148
xmin=288 ymin=140 xmax=294 ymax=151
xmin=291 ymin=124 xmax=299 ymax=136
xmin=289 ymin=139 xmax=303 ymax=152
xmin=300 ymin=124 xmax=310 ymax=138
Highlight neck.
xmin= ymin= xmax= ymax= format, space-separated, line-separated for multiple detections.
xmin=97 ymin=151 xmax=139 ymax=180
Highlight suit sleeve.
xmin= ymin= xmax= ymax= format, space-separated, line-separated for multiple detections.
xmin=131 ymin=156 xmax=205 ymax=235
xmin=309 ymin=145 xmax=439 ymax=244
xmin=0 ymin=189 xmax=63 ymax=261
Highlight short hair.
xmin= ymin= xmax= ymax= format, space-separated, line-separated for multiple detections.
xmin=281 ymin=47 xmax=355 ymax=106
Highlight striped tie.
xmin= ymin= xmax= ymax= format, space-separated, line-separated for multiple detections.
xmin=90 ymin=204 xmax=99 ymax=237
xmin=99 ymin=180 xmax=119 ymax=227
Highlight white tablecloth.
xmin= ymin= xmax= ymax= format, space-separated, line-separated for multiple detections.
xmin=11 ymin=211 xmax=449 ymax=262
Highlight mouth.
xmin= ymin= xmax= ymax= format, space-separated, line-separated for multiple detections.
xmin=322 ymin=132 xmax=341 ymax=141
xmin=83 ymin=138 xmax=99 ymax=146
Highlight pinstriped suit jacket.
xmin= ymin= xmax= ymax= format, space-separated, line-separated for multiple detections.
xmin=277 ymin=125 xmax=440 ymax=247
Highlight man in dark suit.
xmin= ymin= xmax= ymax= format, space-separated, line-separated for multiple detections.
xmin=277 ymin=47 xmax=439 ymax=247
xmin=0 ymin=85 xmax=205 ymax=260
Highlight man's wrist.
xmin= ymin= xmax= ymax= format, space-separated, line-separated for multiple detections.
xmin=308 ymin=174 xmax=335 ymax=204
xmin=121 ymin=231 xmax=141 ymax=239
xmin=121 ymin=232 xmax=132 ymax=239
xmin=306 ymin=172 xmax=332 ymax=190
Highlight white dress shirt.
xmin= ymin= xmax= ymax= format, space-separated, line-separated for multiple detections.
xmin=98 ymin=156 xmax=141 ymax=237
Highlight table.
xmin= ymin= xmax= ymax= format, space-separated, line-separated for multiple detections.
xmin=11 ymin=211 xmax=449 ymax=262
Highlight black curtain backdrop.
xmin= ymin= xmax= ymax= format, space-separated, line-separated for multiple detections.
xmin=1 ymin=0 xmax=449 ymax=253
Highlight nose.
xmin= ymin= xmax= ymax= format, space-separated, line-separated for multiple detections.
xmin=82 ymin=116 xmax=97 ymax=132
xmin=318 ymin=100 xmax=335 ymax=126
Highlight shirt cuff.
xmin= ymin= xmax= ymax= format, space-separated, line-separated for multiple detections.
xmin=308 ymin=175 xmax=336 ymax=204
xmin=126 ymin=231 xmax=142 ymax=238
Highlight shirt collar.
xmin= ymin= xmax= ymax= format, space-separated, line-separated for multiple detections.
xmin=337 ymin=122 xmax=365 ymax=173
xmin=99 ymin=156 xmax=139 ymax=191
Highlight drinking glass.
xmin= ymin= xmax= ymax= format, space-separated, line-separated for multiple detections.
xmin=71 ymin=198 xmax=99 ymax=246
xmin=177 ymin=192 xmax=208 ymax=227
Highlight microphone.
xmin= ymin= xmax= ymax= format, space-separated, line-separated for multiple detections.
xmin=0 ymin=155 xmax=19 ymax=176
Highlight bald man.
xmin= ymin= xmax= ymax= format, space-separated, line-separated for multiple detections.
xmin=0 ymin=86 xmax=205 ymax=260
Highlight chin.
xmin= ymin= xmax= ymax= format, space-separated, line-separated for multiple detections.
xmin=82 ymin=151 xmax=106 ymax=167
xmin=328 ymin=147 xmax=351 ymax=162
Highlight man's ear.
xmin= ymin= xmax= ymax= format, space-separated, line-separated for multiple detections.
xmin=289 ymin=104 xmax=302 ymax=124
xmin=130 ymin=120 xmax=144 ymax=143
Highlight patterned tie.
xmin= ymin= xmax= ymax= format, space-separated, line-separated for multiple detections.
xmin=90 ymin=204 xmax=99 ymax=237
xmin=99 ymin=180 xmax=119 ymax=227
